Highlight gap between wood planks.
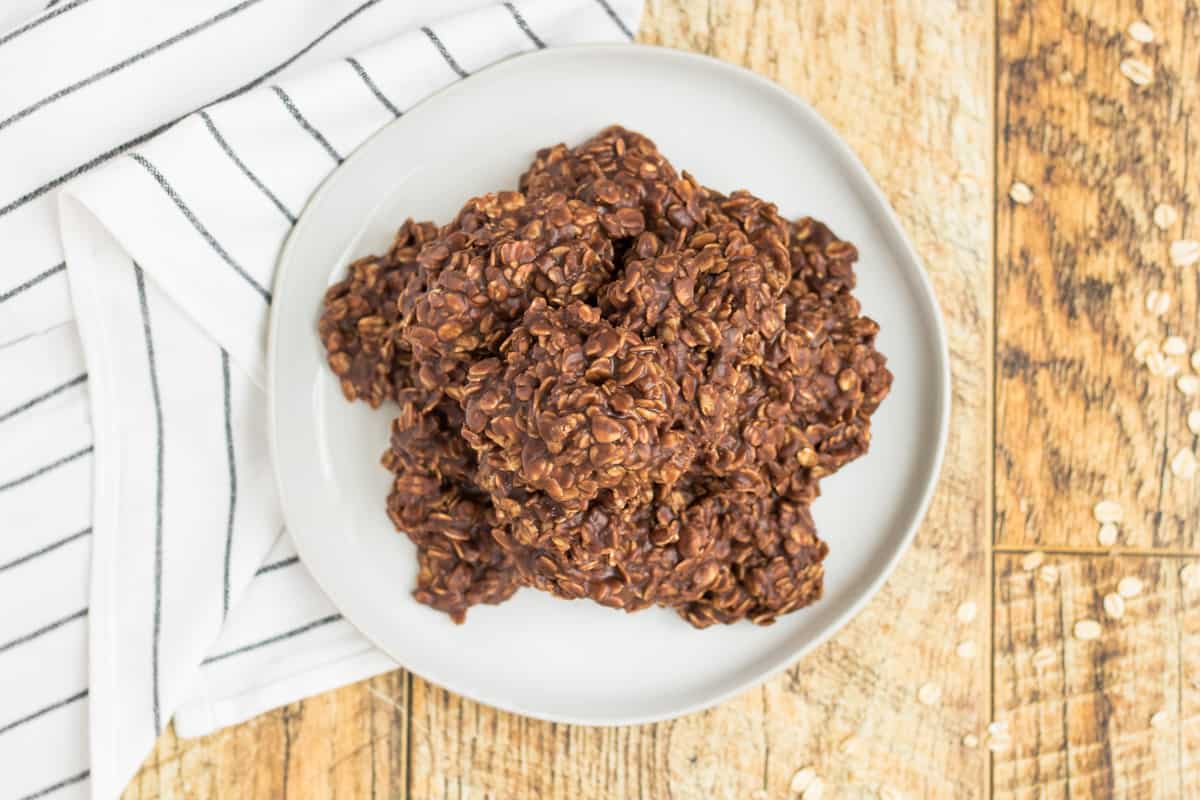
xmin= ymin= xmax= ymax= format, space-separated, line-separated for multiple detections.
xmin=993 ymin=545 xmax=1200 ymax=558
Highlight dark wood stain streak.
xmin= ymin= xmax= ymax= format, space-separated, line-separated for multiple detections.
xmin=1089 ymin=561 xmax=1115 ymax=797
xmin=402 ymin=673 xmax=413 ymax=800
xmin=281 ymin=704 xmax=299 ymax=799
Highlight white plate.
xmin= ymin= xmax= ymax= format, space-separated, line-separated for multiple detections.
xmin=269 ymin=44 xmax=950 ymax=726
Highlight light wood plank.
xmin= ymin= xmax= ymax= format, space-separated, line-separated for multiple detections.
xmin=408 ymin=0 xmax=994 ymax=797
xmin=123 ymin=670 xmax=408 ymax=799
xmin=996 ymin=0 xmax=1200 ymax=551
xmin=992 ymin=553 xmax=1198 ymax=797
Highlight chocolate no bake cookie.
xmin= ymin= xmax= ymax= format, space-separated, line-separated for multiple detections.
xmin=318 ymin=126 xmax=892 ymax=627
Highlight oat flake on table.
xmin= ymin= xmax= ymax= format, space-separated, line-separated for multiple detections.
xmin=1135 ymin=337 xmax=1158 ymax=362
xmin=918 ymin=683 xmax=942 ymax=706
xmin=1145 ymin=290 xmax=1170 ymax=317
xmin=1147 ymin=351 xmax=1169 ymax=376
xmin=1171 ymin=448 xmax=1197 ymax=479
xmin=1171 ymin=240 xmax=1200 ymax=267
xmin=1120 ymin=58 xmax=1153 ymax=85
xmin=962 ymin=734 xmax=979 ymax=748
xmin=1074 ymin=619 xmax=1102 ymax=640
xmin=957 ymin=640 xmax=976 ymax=659
xmin=1009 ymin=181 xmax=1034 ymax=204
xmin=1188 ymin=410 xmax=1200 ymax=435
xmin=1178 ymin=375 xmax=1199 ymax=396
xmin=1153 ymin=203 xmax=1178 ymax=229
xmin=1098 ymin=522 xmax=1119 ymax=547
xmin=789 ymin=767 xmax=816 ymax=794
xmin=1128 ymin=20 xmax=1155 ymax=42
xmin=1039 ymin=563 xmax=1059 ymax=584
xmin=957 ymin=601 xmax=977 ymax=623
xmin=1151 ymin=710 xmax=1169 ymax=730
xmin=1033 ymin=647 xmax=1056 ymax=670
xmin=1163 ymin=336 xmax=1188 ymax=356
xmin=1104 ymin=592 xmax=1126 ymax=619
xmin=1118 ymin=576 xmax=1144 ymax=598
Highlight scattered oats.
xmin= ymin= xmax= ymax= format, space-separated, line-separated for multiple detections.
xmin=1151 ymin=710 xmax=1170 ymax=730
xmin=1033 ymin=647 xmax=1057 ymax=670
xmin=962 ymin=734 xmax=979 ymax=748
xmin=1146 ymin=290 xmax=1171 ymax=317
xmin=1171 ymin=240 xmax=1200 ymax=268
xmin=957 ymin=601 xmax=978 ymax=623
xmin=1009 ymin=181 xmax=1034 ymax=204
xmin=1128 ymin=20 xmax=1155 ymax=43
xmin=1134 ymin=337 xmax=1158 ymax=363
xmin=1178 ymin=375 xmax=1200 ymax=396
xmin=1074 ymin=619 xmax=1102 ymax=640
xmin=1120 ymin=58 xmax=1154 ymax=86
xmin=986 ymin=735 xmax=1013 ymax=753
xmin=1039 ymin=563 xmax=1059 ymax=585
xmin=1022 ymin=550 xmax=1046 ymax=571
xmin=957 ymin=640 xmax=977 ymax=659
xmin=988 ymin=720 xmax=1010 ymax=736
xmin=1094 ymin=500 xmax=1124 ymax=524
xmin=803 ymin=778 xmax=824 ymax=800
xmin=1098 ymin=522 xmax=1119 ymax=547
xmin=1163 ymin=359 xmax=1182 ymax=378
xmin=1104 ymin=592 xmax=1126 ymax=619
xmin=1181 ymin=563 xmax=1200 ymax=588
xmin=1171 ymin=447 xmax=1198 ymax=479
xmin=1192 ymin=351 xmax=1200 ymax=372
xmin=1147 ymin=351 xmax=1168 ymax=376
xmin=918 ymin=682 xmax=942 ymax=706
xmin=1118 ymin=576 xmax=1144 ymax=598
xmin=789 ymin=767 xmax=817 ymax=794
xmin=1154 ymin=203 xmax=1178 ymax=230
xmin=1163 ymin=336 xmax=1188 ymax=356
xmin=1189 ymin=410 xmax=1200 ymax=435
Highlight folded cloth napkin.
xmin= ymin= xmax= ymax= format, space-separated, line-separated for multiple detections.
xmin=0 ymin=1 xmax=641 ymax=797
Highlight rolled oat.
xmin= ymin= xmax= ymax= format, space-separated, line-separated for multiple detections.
xmin=1171 ymin=240 xmax=1200 ymax=267
xmin=1119 ymin=58 xmax=1153 ymax=86
xmin=1153 ymin=204 xmax=1177 ymax=230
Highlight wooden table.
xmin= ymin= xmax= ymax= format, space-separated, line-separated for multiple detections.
xmin=122 ymin=1 xmax=1200 ymax=796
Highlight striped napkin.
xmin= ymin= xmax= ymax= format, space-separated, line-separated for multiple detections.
xmin=0 ymin=1 xmax=641 ymax=797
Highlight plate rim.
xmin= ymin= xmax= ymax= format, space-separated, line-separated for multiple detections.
xmin=267 ymin=42 xmax=952 ymax=727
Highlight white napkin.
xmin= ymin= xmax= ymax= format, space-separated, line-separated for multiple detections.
xmin=0 ymin=1 xmax=641 ymax=797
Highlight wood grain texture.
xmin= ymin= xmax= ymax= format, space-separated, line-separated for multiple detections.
xmin=408 ymin=0 xmax=994 ymax=797
xmin=123 ymin=670 xmax=408 ymax=799
xmin=996 ymin=0 xmax=1200 ymax=551
xmin=992 ymin=553 xmax=1200 ymax=798
xmin=126 ymin=1 xmax=997 ymax=798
